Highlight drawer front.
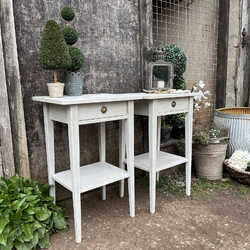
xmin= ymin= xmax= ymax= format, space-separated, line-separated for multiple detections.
xmin=78 ymin=102 xmax=127 ymax=122
xmin=157 ymin=98 xmax=189 ymax=115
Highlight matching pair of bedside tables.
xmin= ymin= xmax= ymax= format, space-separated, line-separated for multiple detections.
xmin=33 ymin=92 xmax=194 ymax=243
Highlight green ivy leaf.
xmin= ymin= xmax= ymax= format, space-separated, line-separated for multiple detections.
xmin=0 ymin=218 xmax=9 ymax=234
xmin=53 ymin=212 xmax=67 ymax=231
xmin=35 ymin=207 xmax=51 ymax=221
xmin=22 ymin=224 xmax=33 ymax=242
xmin=38 ymin=232 xmax=51 ymax=249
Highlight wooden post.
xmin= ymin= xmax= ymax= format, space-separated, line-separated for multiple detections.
xmin=0 ymin=24 xmax=15 ymax=179
xmin=216 ymin=0 xmax=230 ymax=108
xmin=0 ymin=0 xmax=30 ymax=179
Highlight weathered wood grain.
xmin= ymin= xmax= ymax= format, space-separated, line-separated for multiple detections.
xmin=13 ymin=0 xmax=143 ymax=182
xmin=0 ymin=25 xmax=15 ymax=178
xmin=0 ymin=0 xmax=30 ymax=179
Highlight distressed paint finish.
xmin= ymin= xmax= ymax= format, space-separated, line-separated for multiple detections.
xmin=13 ymin=0 xmax=144 ymax=181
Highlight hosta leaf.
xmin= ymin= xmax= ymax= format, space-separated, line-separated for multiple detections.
xmin=25 ymin=207 xmax=35 ymax=215
xmin=0 ymin=218 xmax=9 ymax=234
xmin=0 ymin=226 xmax=9 ymax=246
xmin=35 ymin=207 xmax=51 ymax=221
xmin=31 ymin=231 xmax=39 ymax=248
xmin=38 ymin=232 xmax=51 ymax=249
xmin=15 ymin=242 xmax=33 ymax=250
xmin=37 ymin=228 xmax=46 ymax=239
xmin=53 ymin=212 xmax=67 ymax=230
xmin=22 ymin=224 xmax=33 ymax=242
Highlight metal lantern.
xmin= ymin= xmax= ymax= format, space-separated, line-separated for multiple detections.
xmin=149 ymin=61 xmax=174 ymax=90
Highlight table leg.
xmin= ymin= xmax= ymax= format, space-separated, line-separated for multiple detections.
xmin=99 ymin=122 xmax=106 ymax=200
xmin=185 ymin=98 xmax=193 ymax=196
xmin=125 ymin=101 xmax=135 ymax=217
xmin=68 ymin=106 xmax=81 ymax=243
xmin=119 ymin=120 xmax=125 ymax=198
xmin=43 ymin=104 xmax=56 ymax=202
xmin=156 ymin=116 xmax=161 ymax=182
xmin=149 ymin=101 xmax=157 ymax=214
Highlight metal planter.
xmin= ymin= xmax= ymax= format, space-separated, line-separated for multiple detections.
xmin=65 ymin=71 xmax=84 ymax=96
xmin=214 ymin=108 xmax=250 ymax=156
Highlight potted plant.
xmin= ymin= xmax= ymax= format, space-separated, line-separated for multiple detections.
xmin=193 ymin=126 xmax=229 ymax=180
xmin=39 ymin=20 xmax=71 ymax=98
xmin=61 ymin=6 xmax=85 ymax=96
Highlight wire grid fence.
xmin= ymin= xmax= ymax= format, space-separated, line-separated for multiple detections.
xmin=152 ymin=0 xmax=219 ymax=123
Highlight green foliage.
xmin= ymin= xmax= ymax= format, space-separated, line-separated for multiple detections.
xmin=63 ymin=26 xmax=78 ymax=45
xmin=174 ymin=75 xmax=186 ymax=90
xmin=39 ymin=20 xmax=71 ymax=70
xmin=0 ymin=175 xmax=67 ymax=250
xmin=67 ymin=46 xmax=84 ymax=72
xmin=61 ymin=6 xmax=75 ymax=22
xmin=193 ymin=125 xmax=229 ymax=145
xmin=246 ymin=162 xmax=250 ymax=172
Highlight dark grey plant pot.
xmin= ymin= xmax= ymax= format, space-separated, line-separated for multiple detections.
xmin=65 ymin=71 xmax=84 ymax=96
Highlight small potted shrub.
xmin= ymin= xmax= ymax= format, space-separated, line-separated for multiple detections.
xmin=61 ymin=6 xmax=85 ymax=96
xmin=39 ymin=20 xmax=71 ymax=98
xmin=193 ymin=126 xmax=229 ymax=180
xmin=0 ymin=175 xmax=67 ymax=249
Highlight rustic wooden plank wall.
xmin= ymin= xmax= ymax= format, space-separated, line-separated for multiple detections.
xmin=0 ymin=0 xmax=30 ymax=178
xmin=13 ymin=0 xmax=152 ymax=182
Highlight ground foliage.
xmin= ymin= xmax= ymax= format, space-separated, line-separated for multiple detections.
xmin=0 ymin=175 xmax=67 ymax=250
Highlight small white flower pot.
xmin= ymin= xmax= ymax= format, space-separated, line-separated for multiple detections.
xmin=47 ymin=82 xmax=64 ymax=98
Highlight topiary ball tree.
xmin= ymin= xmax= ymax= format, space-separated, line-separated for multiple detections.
xmin=61 ymin=6 xmax=85 ymax=72
xmin=68 ymin=46 xmax=84 ymax=72
xmin=39 ymin=20 xmax=71 ymax=83
xmin=62 ymin=26 xmax=78 ymax=45
xmin=61 ymin=6 xmax=75 ymax=22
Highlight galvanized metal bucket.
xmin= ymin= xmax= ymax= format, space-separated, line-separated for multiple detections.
xmin=193 ymin=143 xmax=228 ymax=180
xmin=214 ymin=108 xmax=250 ymax=156
xmin=65 ymin=71 xmax=84 ymax=96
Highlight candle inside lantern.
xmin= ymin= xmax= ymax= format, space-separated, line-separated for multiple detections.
xmin=157 ymin=80 xmax=165 ymax=89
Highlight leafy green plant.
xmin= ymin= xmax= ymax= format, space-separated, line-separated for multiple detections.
xmin=193 ymin=125 xmax=229 ymax=145
xmin=39 ymin=20 xmax=71 ymax=83
xmin=0 ymin=175 xmax=67 ymax=250
xmin=62 ymin=26 xmax=78 ymax=45
xmin=61 ymin=6 xmax=75 ymax=21
xmin=61 ymin=6 xmax=84 ymax=72
xmin=68 ymin=46 xmax=84 ymax=72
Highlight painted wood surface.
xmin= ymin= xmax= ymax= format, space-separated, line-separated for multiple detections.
xmin=0 ymin=24 xmax=15 ymax=178
xmin=0 ymin=0 xmax=30 ymax=179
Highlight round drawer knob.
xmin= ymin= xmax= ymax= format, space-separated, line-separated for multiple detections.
xmin=171 ymin=101 xmax=176 ymax=108
xmin=101 ymin=106 xmax=107 ymax=113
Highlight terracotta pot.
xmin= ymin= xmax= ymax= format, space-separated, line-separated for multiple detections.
xmin=47 ymin=82 xmax=64 ymax=98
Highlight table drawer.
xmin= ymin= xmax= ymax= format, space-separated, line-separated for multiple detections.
xmin=157 ymin=98 xmax=189 ymax=115
xmin=78 ymin=101 xmax=127 ymax=122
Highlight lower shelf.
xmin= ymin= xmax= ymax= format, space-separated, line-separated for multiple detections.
xmin=133 ymin=151 xmax=187 ymax=172
xmin=54 ymin=162 xmax=129 ymax=193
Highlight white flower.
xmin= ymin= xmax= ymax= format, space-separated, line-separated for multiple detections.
xmin=204 ymin=90 xmax=211 ymax=95
xmin=192 ymin=86 xmax=198 ymax=91
xmin=204 ymin=102 xmax=211 ymax=108
xmin=194 ymin=103 xmax=200 ymax=110
xmin=199 ymin=80 xmax=205 ymax=89
xmin=228 ymin=150 xmax=250 ymax=171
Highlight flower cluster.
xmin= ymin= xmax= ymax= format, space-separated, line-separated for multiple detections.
xmin=192 ymin=80 xmax=211 ymax=111
xmin=228 ymin=150 xmax=250 ymax=171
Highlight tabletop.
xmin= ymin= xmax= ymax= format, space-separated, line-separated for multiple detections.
xmin=32 ymin=92 xmax=195 ymax=105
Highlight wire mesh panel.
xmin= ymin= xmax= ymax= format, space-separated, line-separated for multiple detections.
xmin=152 ymin=0 xmax=219 ymax=124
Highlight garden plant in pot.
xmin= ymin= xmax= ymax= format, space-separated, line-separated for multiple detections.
xmin=193 ymin=126 xmax=229 ymax=180
xmin=191 ymin=80 xmax=229 ymax=180
xmin=61 ymin=6 xmax=85 ymax=96
xmin=39 ymin=20 xmax=71 ymax=98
